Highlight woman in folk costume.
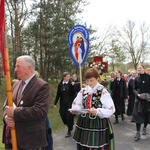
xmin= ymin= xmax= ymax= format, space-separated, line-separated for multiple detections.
xmin=70 ymin=67 xmax=115 ymax=150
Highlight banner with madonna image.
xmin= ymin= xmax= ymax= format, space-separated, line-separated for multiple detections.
xmin=68 ymin=25 xmax=90 ymax=66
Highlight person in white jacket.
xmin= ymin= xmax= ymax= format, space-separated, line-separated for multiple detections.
xmin=70 ymin=67 xmax=115 ymax=150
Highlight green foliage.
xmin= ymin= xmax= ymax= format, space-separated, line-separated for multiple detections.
xmin=0 ymin=80 xmax=7 ymax=148
xmin=3 ymin=0 xmax=98 ymax=82
xmin=18 ymin=0 xmax=93 ymax=82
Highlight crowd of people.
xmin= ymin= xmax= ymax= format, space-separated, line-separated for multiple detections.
xmin=2 ymin=54 xmax=150 ymax=150
xmin=108 ymin=65 xmax=150 ymax=142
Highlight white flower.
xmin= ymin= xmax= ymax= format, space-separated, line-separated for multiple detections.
xmin=102 ymin=64 xmax=105 ymax=67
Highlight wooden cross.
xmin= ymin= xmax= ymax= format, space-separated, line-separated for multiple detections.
xmin=89 ymin=56 xmax=108 ymax=73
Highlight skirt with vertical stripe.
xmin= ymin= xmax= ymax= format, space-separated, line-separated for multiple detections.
xmin=73 ymin=114 xmax=115 ymax=150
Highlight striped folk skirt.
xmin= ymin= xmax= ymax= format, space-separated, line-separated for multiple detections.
xmin=73 ymin=114 xmax=115 ymax=150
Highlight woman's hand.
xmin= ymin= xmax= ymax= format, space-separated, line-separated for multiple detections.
xmin=88 ymin=108 xmax=97 ymax=115
xmin=70 ymin=111 xmax=76 ymax=114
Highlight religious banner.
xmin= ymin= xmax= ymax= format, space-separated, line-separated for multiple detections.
xmin=68 ymin=25 xmax=90 ymax=66
xmin=0 ymin=0 xmax=6 ymax=75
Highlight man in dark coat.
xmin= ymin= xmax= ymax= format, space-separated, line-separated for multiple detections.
xmin=3 ymin=55 xmax=51 ymax=149
xmin=112 ymin=70 xmax=128 ymax=124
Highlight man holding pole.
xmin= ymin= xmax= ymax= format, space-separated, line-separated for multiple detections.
xmin=3 ymin=55 xmax=51 ymax=150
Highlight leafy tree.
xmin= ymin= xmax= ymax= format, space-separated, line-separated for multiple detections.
xmin=22 ymin=0 xmax=94 ymax=81
xmin=5 ymin=0 xmax=30 ymax=77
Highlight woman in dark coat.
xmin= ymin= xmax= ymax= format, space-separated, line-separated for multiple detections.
xmin=132 ymin=64 xmax=150 ymax=141
xmin=112 ymin=70 xmax=128 ymax=124
xmin=54 ymin=72 xmax=75 ymax=138
xmin=126 ymin=70 xmax=137 ymax=116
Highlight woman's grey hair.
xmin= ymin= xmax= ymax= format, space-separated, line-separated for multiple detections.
xmin=17 ymin=55 xmax=35 ymax=70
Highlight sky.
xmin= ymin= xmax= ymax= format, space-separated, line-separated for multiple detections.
xmin=80 ymin=0 xmax=150 ymax=31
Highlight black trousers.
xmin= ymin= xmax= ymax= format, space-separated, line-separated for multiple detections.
xmin=60 ymin=107 xmax=74 ymax=132
xmin=136 ymin=112 xmax=149 ymax=131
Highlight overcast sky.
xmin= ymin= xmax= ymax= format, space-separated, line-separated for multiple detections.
xmin=80 ymin=0 xmax=150 ymax=31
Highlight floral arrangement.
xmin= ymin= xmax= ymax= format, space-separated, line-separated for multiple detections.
xmin=89 ymin=61 xmax=106 ymax=73
xmin=89 ymin=56 xmax=108 ymax=73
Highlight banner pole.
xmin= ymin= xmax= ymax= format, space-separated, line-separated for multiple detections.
xmin=79 ymin=65 xmax=82 ymax=89
xmin=4 ymin=26 xmax=18 ymax=150
xmin=0 ymin=0 xmax=18 ymax=148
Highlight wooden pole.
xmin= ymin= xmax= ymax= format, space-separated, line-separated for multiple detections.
xmin=79 ymin=65 xmax=82 ymax=89
xmin=4 ymin=49 xmax=18 ymax=150
xmin=4 ymin=15 xmax=18 ymax=150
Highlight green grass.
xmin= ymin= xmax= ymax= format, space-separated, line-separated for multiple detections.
xmin=0 ymin=78 xmax=66 ymax=149
xmin=0 ymin=79 xmax=7 ymax=149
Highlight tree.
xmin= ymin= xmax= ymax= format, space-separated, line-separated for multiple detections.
xmin=120 ymin=20 xmax=150 ymax=69
xmin=108 ymin=39 xmax=126 ymax=71
xmin=5 ymin=0 xmax=30 ymax=77
xmin=90 ymin=26 xmax=118 ymax=57
xmin=21 ymin=0 xmax=92 ymax=81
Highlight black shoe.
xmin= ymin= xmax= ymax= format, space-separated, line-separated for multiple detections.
xmin=65 ymin=132 xmax=71 ymax=138
xmin=134 ymin=132 xmax=140 ymax=141
xmin=143 ymin=127 xmax=147 ymax=135
xmin=113 ymin=120 xmax=119 ymax=124
xmin=121 ymin=114 xmax=124 ymax=121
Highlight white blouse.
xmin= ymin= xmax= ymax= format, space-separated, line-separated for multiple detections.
xmin=71 ymin=82 xmax=115 ymax=118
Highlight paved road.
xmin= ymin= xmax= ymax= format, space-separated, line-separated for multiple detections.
xmin=53 ymin=115 xmax=150 ymax=150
